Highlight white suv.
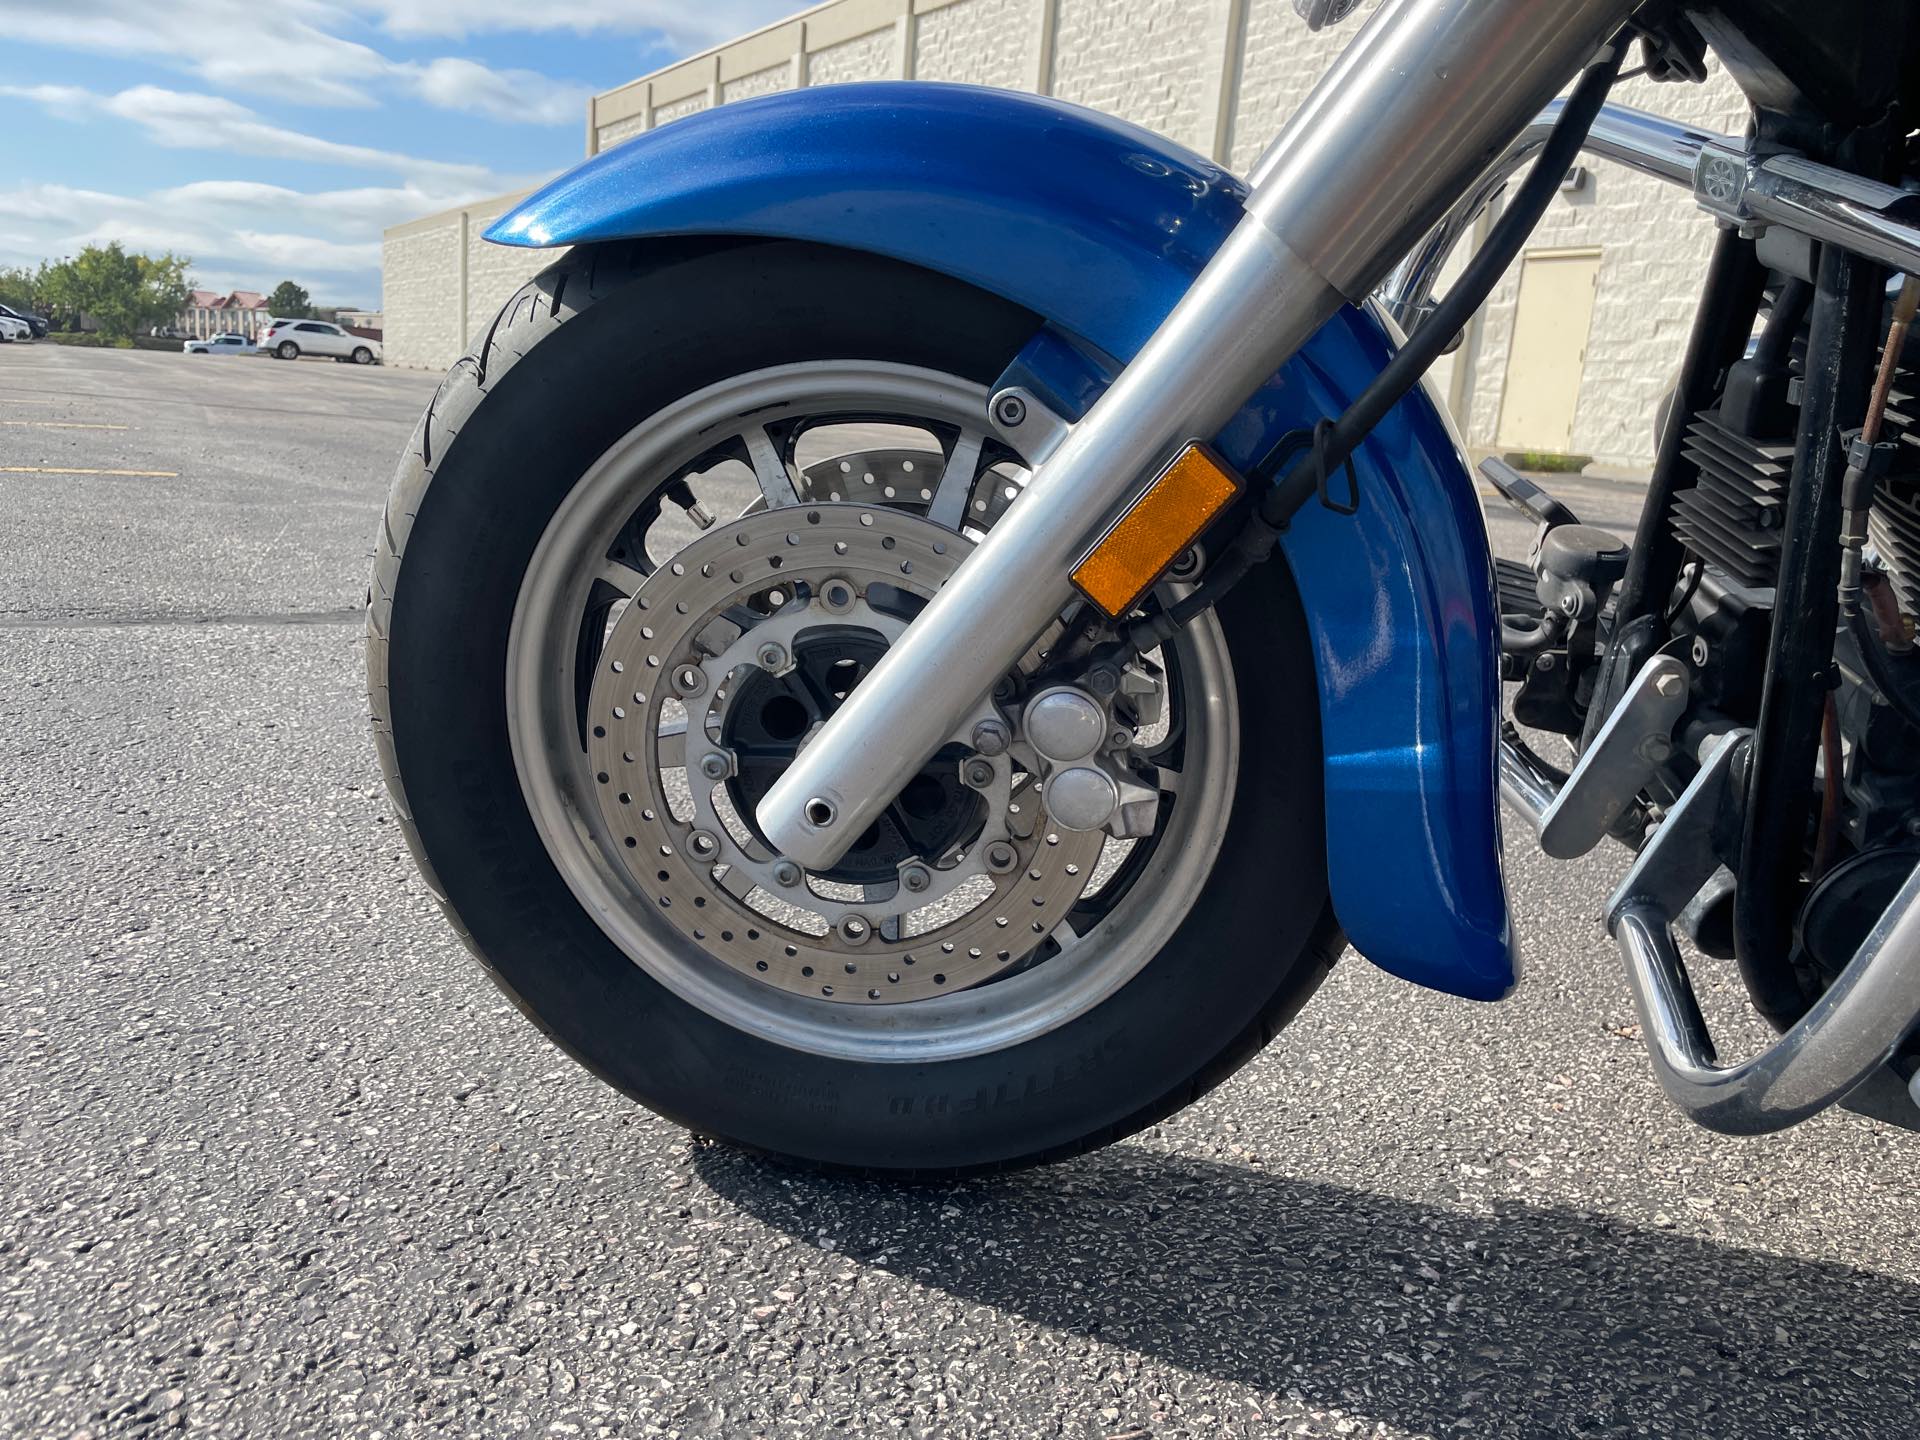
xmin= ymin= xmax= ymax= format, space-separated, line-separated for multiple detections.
xmin=260 ymin=318 xmax=382 ymax=365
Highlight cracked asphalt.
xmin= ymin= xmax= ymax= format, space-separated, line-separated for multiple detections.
xmin=2 ymin=344 xmax=1917 ymax=1439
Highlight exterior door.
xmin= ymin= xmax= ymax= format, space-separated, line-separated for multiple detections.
xmin=1495 ymin=247 xmax=1602 ymax=455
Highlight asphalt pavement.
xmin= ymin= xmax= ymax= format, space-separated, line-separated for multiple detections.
xmin=2 ymin=344 xmax=1916 ymax=1439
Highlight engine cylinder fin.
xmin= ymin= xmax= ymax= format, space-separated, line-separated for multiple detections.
xmin=1670 ymin=408 xmax=1793 ymax=591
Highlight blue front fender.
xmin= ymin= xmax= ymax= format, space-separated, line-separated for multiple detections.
xmin=490 ymin=83 xmax=1517 ymax=1000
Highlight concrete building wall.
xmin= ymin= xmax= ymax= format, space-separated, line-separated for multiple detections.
xmin=382 ymin=0 xmax=1751 ymax=469
xmin=381 ymin=191 xmax=544 ymax=372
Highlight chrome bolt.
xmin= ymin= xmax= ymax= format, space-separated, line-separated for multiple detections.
xmin=672 ymin=663 xmax=706 ymax=697
xmin=756 ymin=641 xmax=788 ymax=671
xmin=1692 ymin=636 xmax=1710 ymax=667
xmin=962 ymin=757 xmax=997 ymax=789
xmin=993 ymin=393 xmax=1027 ymax=427
xmin=1086 ymin=665 xmax=1120 ymax=697
xmin=771 ymin=859 xmax=802 ymax=888
xmin=983 ymin=841 xmax=1018 ymax=874
xmin=900 ymin=864 xmax=932 ymax=894
xmin=1560 ymin=594 xmax=1581 ymax=616
xmin=698 ymin=751 xmax=730 ymax=780
xmin=970 ymin=718 xmax=1010 ymax=756
xmin=1109 ymin=727 xmax=1132 ymax=751
xmin=687 ymin=829 xmax=720 ymax=859
xmin=837 ymin=915 xmax=872 ymax=945
xmin=1536 ymin=653 xmax=1557 ymax=673
xmin=1654 ymin=672 xmax=1685 ymax=699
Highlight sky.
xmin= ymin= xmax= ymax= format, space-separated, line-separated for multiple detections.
xmin=0 ymin=0 xmax=802 ymax=307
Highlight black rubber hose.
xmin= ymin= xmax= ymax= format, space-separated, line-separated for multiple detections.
xmin=1127 ymin=35 xmax=1630 ymax=655
xmin=1850 ymin=606 xmax=1920 ymax=731
xmin=1259 ymin=31 xmax=1629 ymax=528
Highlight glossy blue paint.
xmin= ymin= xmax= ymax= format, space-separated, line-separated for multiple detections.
xmin=488 ymin=84 xmax=1247 ymax=362
xmin=489 ymin=82 xmax=1516 ymax=1000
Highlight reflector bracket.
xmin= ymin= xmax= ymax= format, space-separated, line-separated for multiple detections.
xmin=1070 ymin=443 xmax=1242 ymax=619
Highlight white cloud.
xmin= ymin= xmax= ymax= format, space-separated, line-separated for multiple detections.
xmin=0 ymin=0 xmax=609 ymax=121
xmin=0 ymin=177 xmax=470 ymax=304
xmin=408 ymin=58 xmax=585 ymax=126
xmin=0 ymin=1 xmax=396 ymax=109
xmin=0 ymin=84 xmax=501 ymax=184
xmin=363 ymin=0 xmax=802 ymax=47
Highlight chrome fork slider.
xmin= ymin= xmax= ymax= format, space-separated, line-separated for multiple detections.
xmin=756 ymin=0 xmax=1637 ymax=871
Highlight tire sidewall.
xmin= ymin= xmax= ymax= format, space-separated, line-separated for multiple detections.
xmin=387 ymin=243 xmax=1334 ymax=1171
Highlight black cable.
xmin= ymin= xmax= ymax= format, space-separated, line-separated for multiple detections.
xmin=1124 ymin=30 xmax=1629 ymax=656
xmin=1664 ymin=558 xmax=1704 ymax=628
xmin=1259 ymin=32 xmax=1630 ymax=529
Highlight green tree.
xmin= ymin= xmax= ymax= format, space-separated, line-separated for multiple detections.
xmin=266 ymin=280 xmax=312 ymax=319
xmin=0 ymin=264 xmax=40 ymax=312
xmin=37 ymin=243 xmax=193 ymax=340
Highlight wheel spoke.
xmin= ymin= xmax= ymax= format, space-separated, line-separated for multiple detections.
xmin=597 ymin=559 xmax=647 ymax=595
xmin=656 ymin=717 xmax=687 ymax=768
xmin=741 ymin=425 xmax=800 ymax=509
xmin=927 ymin=427 xmax=986 ymax=529
xmin=1151 ymin=764 xmax=1183 ymax=796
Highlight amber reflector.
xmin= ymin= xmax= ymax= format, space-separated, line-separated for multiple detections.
xmin=1070 ymin=444 xmax=1242 ymax=618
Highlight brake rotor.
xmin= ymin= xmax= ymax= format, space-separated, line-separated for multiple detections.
xmin=585 ymin=503 xmax=1103 ymax=1004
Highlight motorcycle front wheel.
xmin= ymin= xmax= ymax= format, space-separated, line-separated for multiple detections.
xmin=369 ymin=240 xmax=1341 ymax=1175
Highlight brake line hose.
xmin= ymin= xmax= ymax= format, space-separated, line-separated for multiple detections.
xmin=1126 ymin=32 xmax=1629 ymax=654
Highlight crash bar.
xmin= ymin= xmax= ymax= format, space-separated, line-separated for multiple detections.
xmin=1499 ymin=730 xmax=1920 ymax=1133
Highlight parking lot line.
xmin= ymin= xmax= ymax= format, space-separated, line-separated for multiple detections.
xmin=0 ymin=465 xmax=177 ymax=477
xmin=1 ymin=420 xmax=130 ymax=430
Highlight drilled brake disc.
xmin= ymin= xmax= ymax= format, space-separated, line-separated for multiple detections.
xmin=585 ymin=504 xmax=1103 ymax=1004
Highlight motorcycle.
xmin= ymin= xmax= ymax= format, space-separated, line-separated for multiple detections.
xmin=369 ymin=0 xmax=1920 ymax=1172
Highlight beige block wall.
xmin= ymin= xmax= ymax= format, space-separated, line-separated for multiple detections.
xmin=913 ymin=0 xmax=1032 ymax=88
xmin=385 ymin=0 xmax=1757 ymax=465
xmin=382 ymin=191 xmax=552 ymax=372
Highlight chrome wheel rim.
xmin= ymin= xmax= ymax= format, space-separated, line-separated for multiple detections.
xmin=507 ymin=361 xmax=1239 ymax=1063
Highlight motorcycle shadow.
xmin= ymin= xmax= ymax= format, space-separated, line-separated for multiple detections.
xmin=694 ymin=1143 xmax=1917 ymax=1437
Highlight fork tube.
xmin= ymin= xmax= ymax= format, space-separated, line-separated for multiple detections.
xmin=758 ymin=0 xmax=1636 ymax=872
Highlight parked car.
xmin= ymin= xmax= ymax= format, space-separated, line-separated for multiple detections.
xmin=0 ymin=304 xmax=47 ymax=339
xmin=183 ymin=333 xmax=257 ymax=356
xmin=259 ymin=318 xmax=381 ymax=365
xmin=0 ymin=314 xmax=31 ymax=343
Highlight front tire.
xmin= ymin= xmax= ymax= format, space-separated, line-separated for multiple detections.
xmin=370 ymin=241 xmax=1339 ymax=1174
xmin=352 ymin=346 xmax=374 ymax=365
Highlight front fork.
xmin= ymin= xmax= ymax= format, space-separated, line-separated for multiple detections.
xmin=758 ymin=0 xmax=1637 ymax=871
